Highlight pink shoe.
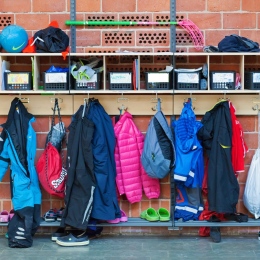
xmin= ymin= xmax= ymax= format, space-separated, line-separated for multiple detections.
xmin=107 ymin=218 xmax=120 ymax=224
xmin=0 ymin=210 xmax=9 ymax=223
xmin=120 ymin=210 xmax=128 ymax=222
xmin=9 ymin=209 xmax=15 ymax=220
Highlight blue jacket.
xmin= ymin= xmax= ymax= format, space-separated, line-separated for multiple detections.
xmin=86 ymin=99 xmax=121 ymax=221
xmin=0 ymin=98 xmax=41 ymax=210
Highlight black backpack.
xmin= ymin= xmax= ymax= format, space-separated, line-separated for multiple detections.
xmin=33 ymin=26 xmax=69 ymax=53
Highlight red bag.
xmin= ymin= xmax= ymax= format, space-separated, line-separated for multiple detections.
xmin=36 ymin=98 xmax=67 ymax=198
xmin=36 ymin=142 xmax=67 ymax=198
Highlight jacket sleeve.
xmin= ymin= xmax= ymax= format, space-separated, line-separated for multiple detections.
xmin=134 ymin=124 xmax=161 ymax=199
xmin=0 ymin=138 xmax=10 ymax=181
xmin=114 ymin=123 xmax=125 ymax=196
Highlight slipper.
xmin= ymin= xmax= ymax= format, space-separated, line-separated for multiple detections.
xmin=9 ymin=209 xmax=15 ymax=221
xmin=157 ymin=208 xmax=170 ymax=222
xmin=43 ymin=209 xmax=57 ymax=222
xmin=120 ymin=209 xmax=128 ymax=222
xmin=56 ymin=207 xmax=65 ymax=222
xmin=224 ymin=213 xmax=248 ymax=222
xmin=0 ymin=210 xmax=9 ymax=222
xmin=140 ymin=208 xmax=159 ymax=222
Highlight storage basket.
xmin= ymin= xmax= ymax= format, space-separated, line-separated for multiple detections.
xmin=210 ymin=71 xmax=236 ymax=90
xmin=244 ymin=71 xmax=260 ymax=90
xmin=108 ymin=72 xmax=133 ymax=90
xmin=145 ymin=72 xmax=172 ymax=90
xmin=43 ymin=72 xmax=69 ymax=91
xmin=74 ymin=73 xmax=101 ymax=90
xmin=4 ymin=72 xmax=32 ymax=90
xmin=175 ymin=71 xmax=200 ymax=90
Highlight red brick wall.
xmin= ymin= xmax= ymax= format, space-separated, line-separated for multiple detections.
xmin=0 ymin=1 xmax=260 ymax=236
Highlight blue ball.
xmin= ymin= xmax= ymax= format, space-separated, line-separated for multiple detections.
xmin=0 ymin=25 xmax=28 ymax=53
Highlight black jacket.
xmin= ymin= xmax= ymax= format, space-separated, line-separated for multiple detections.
xmin=197 ymin=101 xmax=239 ymax=213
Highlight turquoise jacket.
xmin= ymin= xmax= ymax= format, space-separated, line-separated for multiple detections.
xmin=0 ymin=98 xmax=41 ymax=210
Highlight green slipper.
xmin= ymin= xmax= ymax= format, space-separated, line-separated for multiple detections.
xmin=157 ymin=208 xmax=170 ymax=221
xmin=140 ymin=208 xmax=159 ymax=222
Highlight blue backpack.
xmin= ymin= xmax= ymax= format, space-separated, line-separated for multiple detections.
xmin=141 ymin=99 xmax=175 ymax=179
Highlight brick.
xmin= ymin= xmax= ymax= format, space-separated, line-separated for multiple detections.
xmin=136 ymin=30 xmax=170 ymax=47
xmin=160 ymin=183 xmax=170 ymax=199
xmin=205 ymin=30 xmax=239 ymax=46
xmin=16 ymin=14 xmax=50 ymax=31
xmin=130 ymin=202 xmax=140 ymax=218
xmin=242 ymin=0 xmax=260 ymax=12
xmin=0 ymin=184 xmax=11 ymax=199
xmin=102 ymin=30 xmax=135 ymax=47
xmin=223 ymin=13 xmax=256 ymax=29
xmin=50 ymin=14 xmax=73 ymax=30
xmin=102 ymin=0 xmax=135 ymax=12
xmin=132 ymin=116 xmax=151 ymax=132
xmin=176 ymin=0 xmax=206 ymax=12
xmin=32 ymin=0 xmax=66 ymax=12
xmin=33 ymin=117 xmax=50 ymax=132
xmin=37 ymin=133 xmax=48 ymax=149
xmin=207 ymin=0 xmax=240 ymax=11
xmin=238 ymin=116 xmax=256 ymax=132
xmin=244 ymin=133 xmax=258 ymax=149
xmin=3 ymin=201 xmax=12 ymax=212
xmin=77 ymin=30 xmax=101 ymax=47
xmin=1 ymin=0 xmax=31 ymax=12
xmin=188 ymin=13 xmax=221 ymax=29
xmin=138 ymin=0 xmax=170 ymax=12
xmin=76 ymin=0 xmax=101 ymax=12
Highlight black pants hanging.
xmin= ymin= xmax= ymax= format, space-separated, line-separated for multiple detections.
xmin=60 ymin=106 xmax=96 ymax=230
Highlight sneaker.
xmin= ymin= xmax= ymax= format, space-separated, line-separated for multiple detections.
xmin=51 ymin=227 xmax=69 ymax=242
xmin=210 ymin=227 xmax=221 ymax=243
xmin=56 ymin=232 xmax=89 ymax=247
xmin=43 ymin=209 xmax=57 ymax=222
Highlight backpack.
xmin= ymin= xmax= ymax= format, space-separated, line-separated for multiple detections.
xmin=141 ymin=99 xmax=175 ymax=179
xmin=218 ymin=34 xmax=260 ymax=52
xmin=33 ymin=26 xmax=69 ymax=53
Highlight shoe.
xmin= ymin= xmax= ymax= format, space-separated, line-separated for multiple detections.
xmin=56 ymin=232 xmax=89 ymax=247
xmin=0 ymin=210 xmax=9 ymax=222
xmin=120 ymin=209 xmax=128 ymax=222
xmin=224 ymin=213 xmax=248 ymax=222
xmin=157 ymin=208 xmax=170 ymax=222
xmin=107 ymin=217 xmax=120 ymax=224
xmin=140 ymin=208 xmax=159 ymax=222
xmin=51 ymin=227 xmax=69 ymax=242
xmin=9 ymin=209 xmax=15 ymax=221
xmin=56 ymin=207 xmax=64 ymax=222
xmin=210 ymin=227 xmax=221 ymax=243
xmin=43 ymin=209 xmax=57 ymax=222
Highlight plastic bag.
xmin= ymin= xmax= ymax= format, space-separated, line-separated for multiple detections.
xmin=243 ymin=149 xmax=260 ymax=218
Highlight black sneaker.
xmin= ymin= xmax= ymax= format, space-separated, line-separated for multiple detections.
xmin=210 ymin=227 xmax=221 ymax=243
xmin=51 ymin=228 xmax=69 ymax=242
xmin=56 ymin=232 xmax=89 ymax=247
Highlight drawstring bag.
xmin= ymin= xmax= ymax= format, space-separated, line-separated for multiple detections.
xmin=243 ymin=110 xmax=260 ymax=218
xmin=36 ymin=98 xmax=67 ymax=198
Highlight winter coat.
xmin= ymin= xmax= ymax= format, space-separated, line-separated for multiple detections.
xmin=60 ymin=105 xmax=96 ymax=230
xmin=0 ymin=98 xmax=41 ymax=247
xmin=197 ymin=100 xmax=239 ymax=213
xmin=86 ymin=99 xmax=121 ymax=221
xmin=114 ymin=111 xmax=160 ymax=203
xmin=0 ymin=98 xmax=41 ymax=210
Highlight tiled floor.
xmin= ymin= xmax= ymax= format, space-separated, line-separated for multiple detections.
xmin=0 ymin=234 xmax=260 ymax=259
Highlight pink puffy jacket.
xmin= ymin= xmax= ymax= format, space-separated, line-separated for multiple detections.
xmin=114 ymin=111 xmax=160 ymax=203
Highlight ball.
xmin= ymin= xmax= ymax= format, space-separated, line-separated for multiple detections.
xmin=0 ymin=25 xmax=28 ymax=53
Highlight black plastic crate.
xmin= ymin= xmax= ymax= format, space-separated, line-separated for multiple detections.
xmin=210 ymin=71 xmax=236 ymax=90
xmin=145 ymin=72 xmax=172 ymax=90
xmin=74 ymin=73 xmax=101 ymax=90
xmin=4 ymin=72 xmax=32 ymax=90
xmin=108 ymin=72 xmax=133 ymax=90
xmin=175 ymin=71 xmax=200 ymax=90
xmin=244 ymin=71 xmax=260 ymax=90
xmin=43 ymin=72 xmax=69 ymax=91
